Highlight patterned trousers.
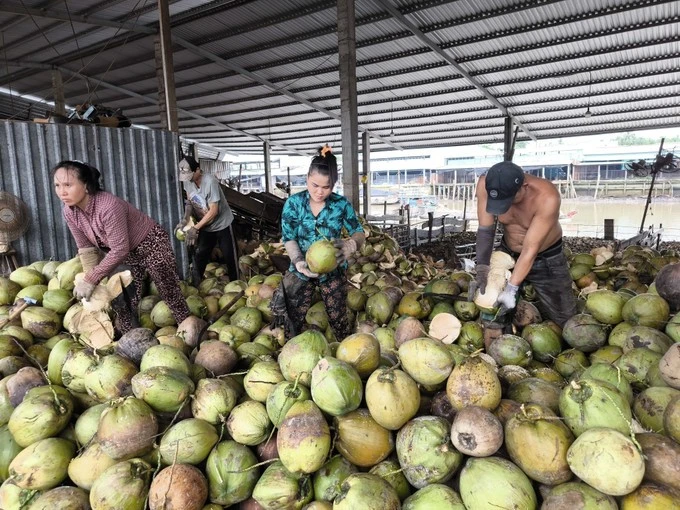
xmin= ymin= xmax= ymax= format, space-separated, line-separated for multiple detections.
xmin=115 ymin=224 xmax=191 ymax=333
xmin=270 ymin=271 xmax=350 ymax=341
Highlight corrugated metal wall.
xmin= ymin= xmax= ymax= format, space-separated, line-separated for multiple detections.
xmin=0 ymin=120 xmax=188 ymax=274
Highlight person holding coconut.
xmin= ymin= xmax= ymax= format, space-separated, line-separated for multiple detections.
xmin=270 ymin=145 xmax=365 ymax=340
xmin=474 ymin=161 xmax=577 ymax=327
xmin=53 ymin=160 xmax=191 ymax=333
xmin=176 ymin=155 xmax=239 ymax=285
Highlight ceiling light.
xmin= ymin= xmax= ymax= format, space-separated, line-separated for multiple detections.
xmin=584 ymin=107 xmax=591 ymax=118
xmin=584 ymin=71 xmax=593 ymax=118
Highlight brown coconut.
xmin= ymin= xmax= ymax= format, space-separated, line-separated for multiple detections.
xmin=6 ymin=366 xmax=45 ymax=407
xmin=116 ymin=327 xmax=158 ymax=365
xmin=176 ymin=315 xmax=208 ymax=349
xmin=512 ymin=300 xmax=542 ymax=328
xmin=430 ymin=391 xmax=456 ymax=423
xmin=394 ymin=317 xmax=425 ymax=348
xmin=193 ymin=340 xmax=238 ymax=377
xmin=450 ymin=405 xmax=503 ymax=457
xmin=257 ymin=434 xmax=279 ymax=461
xmin=148 ymin=464 xmax=208 ymax=510
xmin=636 ymin=433 xmax=680 ymax=493
xmin=655 ymin=262 xmax=680 ymax=311
xmin=665 ymin=395 xmax=680 ymax=444
xmin=659 ymin=343 xmax=680 ymax=389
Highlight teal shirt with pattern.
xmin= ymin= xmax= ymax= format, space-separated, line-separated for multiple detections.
xmin=281 ymin=190 xmax=363 ymax=281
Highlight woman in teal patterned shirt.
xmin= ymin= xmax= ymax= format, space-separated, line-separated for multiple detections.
xmin=270 ymin=146 xmax=365 ymax=340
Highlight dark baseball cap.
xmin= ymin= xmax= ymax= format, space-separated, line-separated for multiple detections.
xmin=484 ymin=161 xmax=525 ymax=215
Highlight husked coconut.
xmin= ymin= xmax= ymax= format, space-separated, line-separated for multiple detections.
xmin=474 ymin=251 xmax=515 ymax=310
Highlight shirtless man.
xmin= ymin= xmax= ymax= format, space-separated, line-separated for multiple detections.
xmin=474 ymin=161 xmax=577 ymax=327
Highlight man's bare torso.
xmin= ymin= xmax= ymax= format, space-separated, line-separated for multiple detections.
xmin=496 ymin=175 xmax=563 ymax=253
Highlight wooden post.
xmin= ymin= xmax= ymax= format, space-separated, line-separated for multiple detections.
xmin=604 ymin=219 xmax=615 ymax=240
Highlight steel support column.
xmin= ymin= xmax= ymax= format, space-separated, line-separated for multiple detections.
xmin=337 ymin=0 xmax=360 ymax=211
xmin=263 ymin=141 xmax=272 ymax=193
xmin=503 ymin=116 xmax=519 ymax=161
xmin=51 ymin=69 xmax=66 ymax=116
xmin=362 ymin=131 xmax=371 ymax=218
xmin=156 ymin=0 xmax=178 ymax=132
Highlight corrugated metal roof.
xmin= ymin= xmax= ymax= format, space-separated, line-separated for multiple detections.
xmin=1 ymin=0 xmax=678 ymax=155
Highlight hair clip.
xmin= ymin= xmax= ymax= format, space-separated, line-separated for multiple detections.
xmin=320 ymin=144 xmax=332 ymax=156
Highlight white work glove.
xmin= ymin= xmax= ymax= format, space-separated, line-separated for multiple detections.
xmin=295 ymin=260 xmax=319 ymax=279
xmin=496 ymin=282 xmax=519 ymax=311
xmin=74 ymin=279 xmax=96 ymax=300
xmin=333 ymin=239 xmax=357 ymax=266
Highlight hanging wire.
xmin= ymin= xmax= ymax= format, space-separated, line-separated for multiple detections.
xmin=584 ymin=71 xmax=592 ymax=118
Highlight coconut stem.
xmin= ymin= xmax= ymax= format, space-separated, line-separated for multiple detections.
xmin=223 ymin=457 xmax=279 ymax=473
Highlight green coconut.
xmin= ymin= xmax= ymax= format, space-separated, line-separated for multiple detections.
xmin=73 ymin=403 xmax=107 ymax=447
xmin=159 ymin=418 xmax=219 ymax=465
xmin=312 ymin=455 xmax=358 ymax=502
xmin=399 ymin=337 xmax=454 ymax=387
xmin=447 ymin=355 xmax=501 ymax=411
xmin=252 ymin=461 xmax=313 ymax=510
xmin=542 ymin=482 xmax=618 ymax=510
xmin=306 ymin=239 xmax=339 ymax=274
xmin=9 ymin=267 xmax=45 ymax=288
xmin=567 ymin=427 xmax=644 ymax=496
xmin=333 ymin=473 xmax=400 ymax=510
xmin=459 ymin=456 xmax=537 ymax=510
xmin=20 ymin=306 xmax=61 ymax=339
xmin=562 ymin=314 xmax=608 ymax=352
xmin=84 ymin=354 xmax=137 ymax=403
xmin=191 ymin=377 xmax=240 ymax=426
xmin=334 ymin=409 xmax=394 ymax=468
xmin=97 ymin=397 xmax=158 ymax=460
xmin=243 ymin=361 xmax=285 ymax=403
xmin=8 ymin=385 xmax=73 ymax=447
xmin=553 ymin=348 xmax=590 ymax=379
xmin=131 ymin=366 xmax=195 ymax=413
xmin=504 ymin=403 xmax=574 ymax=485
xmin=507 ymin=377 xmax=562 ymax=414
xmin=265 ymin=380 xmax=311 ymax=428
xmin=277 ymin=400 xmax=330 ymax=474
xmin=206 ymin=440 xmax=260 ymax=506
xmin=150 ymin=300 xmax=176 ymax=328
xmin=365 ymin=291 xmax=395 ymax=326
xmin=139 ymin=344 xmax=192 ymax=375
xmin=55 ymin=257 xmax=82 ymax=290
xmin=226 ymin=400 xmax=271 ymax=446
xmin=589 ymin=344 xmax=624 ymax=365
xmin=487 ymin=334 xmax=532 ymax=367
xmin=622 ymin=325 xmax=674 ymax=354
xmin=310 ymin=357 xmax=362 ymax=417
xmin=278 ymin=329 xmax=330 ymax=387
xmin=61 ymin=348 xmax=97 ymax=393
xmin=0 ymin=424 xmax=22 ymax=482
xmin=68 ymin=440 xmax=118 ymax=491
xmin=559 ymin=379 xmax=632 ymax=437
xmin=615 ymin=347 xmax=663 ymax=390
xmin=622 ymin=293 xmax=670 ymax=330
xmin=365 ymin=367 xmax=420 ymax=430
xmin=89 ymin=458 xmax=152 ymax=510
xmin=456 ymin=321 xmax=484 ymax=352
xmin=41 ymin=289 xmax=74 ymax=314
xmin=585 ymin=289 xmax=626 ymax=324
xmin=230 ymin=306 xmax=263 ymax=337
xmin=368 ymin=458 xmax=411 ymax=502
xmin=580 ymin=363 xmax=634 ymax=405
xmin=633 ymin=387 xmax=680 ymax=433
xmin=0 ymin=278 xmax=22 ymax=306
xmin=335 ymin=332 xmax=381 ymax=378
xmin=28 ymin=486 xmax=91 ymax=510
xmin=396 ymin=416 xmax=463 ymax=488
xmin=402 ymin=484 xmax=465 ymax=510
xmin=521 ymin=322 xmax=562 ymax=363
xmin=9 ymin=437 xmax=75 ymax=490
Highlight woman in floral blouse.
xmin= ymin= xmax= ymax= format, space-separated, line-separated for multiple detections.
xmin=270 ymin=146 xmax=365 ymax=340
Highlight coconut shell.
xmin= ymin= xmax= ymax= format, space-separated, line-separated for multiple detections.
xmin=450 ymin=405 xmax=503 ymax=457
xmin=637 ymin=432 xmax=680 ymax=493
xmin=194 ymin=340 xmax=238 ymax=377
xmin=6 ymin=367 xmax=44 ymax=407
xmin=655 ymin=262 xmax=680 ymax=311
xmin=115 ymin=328 xmax=158 ymax=365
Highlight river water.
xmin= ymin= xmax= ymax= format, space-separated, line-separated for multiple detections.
xmin=374 ymin=197 xmax=680 ymax=242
